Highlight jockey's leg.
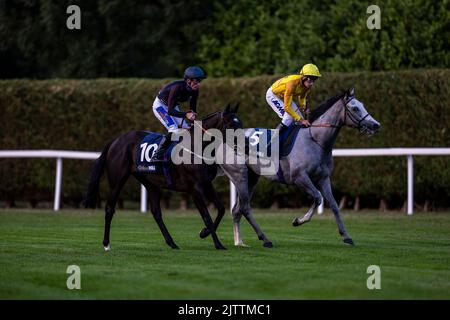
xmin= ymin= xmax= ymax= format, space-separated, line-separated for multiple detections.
xmin=150 ymin=132 xmax=173 ymax=162
xmin=280 ymin=102 xmax=300 ymax=127
xmin=151 ymin=100 xmax=181 ymax=162
xmin=266 ymin=87 xmax=284 ymax=118
xmin=152 ymin=97 xmax=178 ymax=131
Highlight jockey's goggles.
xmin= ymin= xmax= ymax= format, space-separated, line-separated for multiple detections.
xmin=189 ymin=78 xmax=204 ymax=83
xmin=304 ymin=76 xmax=318 ymax=82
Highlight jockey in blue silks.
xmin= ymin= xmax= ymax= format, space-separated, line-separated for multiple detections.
xmin=150 ymin=66 xmax=207 ymax=162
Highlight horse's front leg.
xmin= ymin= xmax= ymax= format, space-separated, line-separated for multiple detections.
xmin=231 ymin=199 xmax=247 ymax=247
xmin=192 ymin=187 xmax=226 ymax=250
xmin=199 ymin=182 xmax=225 ymax=239
xmin=217 ymin=163 xmax=254 ymax=247
xmin=318 ymin=177 xmax=354 ymax=245
xmin=292 ymin=173 xmax=323 ymax=226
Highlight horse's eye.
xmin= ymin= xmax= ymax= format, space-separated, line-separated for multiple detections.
xmin=352 ymin=106 xmax=359 ymax=112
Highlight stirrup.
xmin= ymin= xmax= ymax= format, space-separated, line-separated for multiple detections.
xmin=150 ymin=133 xmax=172 ymax=162
xmin=150 ymin=148 xmax=166 ymax=162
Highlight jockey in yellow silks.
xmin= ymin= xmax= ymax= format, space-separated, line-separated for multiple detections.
xmin=266 ymin=63 xmax=321 ymax=131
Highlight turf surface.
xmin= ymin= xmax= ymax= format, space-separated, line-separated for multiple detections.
xmin=0 ymin=209 xmax=449 ymax=299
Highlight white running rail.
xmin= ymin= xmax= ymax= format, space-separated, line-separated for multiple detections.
xmin=229 ymin=148 xmax=450 ymax=216
xmin=1 ymin=148 xmax=450 ymax=214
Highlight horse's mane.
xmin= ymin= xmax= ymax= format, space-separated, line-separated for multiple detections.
xmin=201 ymin=110 xmax=222 ymax=121
xmin=309 ymin=92 xmax=346 ymax=123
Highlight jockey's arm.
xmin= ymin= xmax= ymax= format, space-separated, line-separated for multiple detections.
xmin=167 ymin=86 xmax=187 ymax=118
xmin=298 ymin=92 xmax=308 ymax=112
xmin=189 ymin=91 xmax=198 ymax=113
xmin=284 ymin=80 xmax=302 ymax=121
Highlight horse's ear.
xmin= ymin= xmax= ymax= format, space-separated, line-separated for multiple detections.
xmin=349 ymin=87 xmax=355 ymax=96
xmin=233 ymin=102 xmax=239 ymax=113
xmin=225 ymin=103 xmax=231 ymax=113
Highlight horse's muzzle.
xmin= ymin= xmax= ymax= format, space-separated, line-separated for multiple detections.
xmin=363 ymin=121 xmax=381 ymax=135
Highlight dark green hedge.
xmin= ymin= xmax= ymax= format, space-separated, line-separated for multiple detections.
xmin=1 ymin=69 xmax=449 ymax=209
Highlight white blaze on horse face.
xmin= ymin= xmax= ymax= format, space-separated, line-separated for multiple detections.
xmin=347 ymin=98 xmax=380 ymax=132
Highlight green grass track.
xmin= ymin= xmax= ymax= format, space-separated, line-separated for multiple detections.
xmin=0 ymin=209 xmax=449 ymax=299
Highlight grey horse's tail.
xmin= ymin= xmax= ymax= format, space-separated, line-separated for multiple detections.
xmin=83 ymin=139 xmax=114 ymax=208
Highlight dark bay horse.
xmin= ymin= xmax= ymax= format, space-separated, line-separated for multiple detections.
xmin=83 ymin=104 xmax=242 ymax=251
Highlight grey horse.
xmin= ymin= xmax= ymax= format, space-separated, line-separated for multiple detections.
xmin=201 ymin=88 xmax=380 ymax=247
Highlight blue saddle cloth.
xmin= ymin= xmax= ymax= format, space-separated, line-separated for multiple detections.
xmin=136 ymin=132 xmax=177 ymax=174
xmin=249 ymin=124 xmax=301 ymax=184
xmin=279 ymin=124 xmax=301 ymax=158
xmin=251 ymin=124 xmax=300 ymax=159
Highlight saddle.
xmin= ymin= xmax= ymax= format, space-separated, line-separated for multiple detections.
xmin=136 ymin=132 xmax=178 ymax=186
xmin=279 ymin=124 xmax=301 ymax=158
xmin=246 ymin=124 xmax=301 ymax=159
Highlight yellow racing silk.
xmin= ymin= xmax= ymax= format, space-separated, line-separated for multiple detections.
xmin=271 ymin=75 xmax=310 ymax=121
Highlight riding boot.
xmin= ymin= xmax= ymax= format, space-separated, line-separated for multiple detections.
xmin=150 ymin=132 xmax=173 ymax=162
xmin=275 ymin=122 xmax=288 ymax=136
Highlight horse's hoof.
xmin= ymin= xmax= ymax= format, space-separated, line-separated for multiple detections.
xmin=263 ymin=242 xmax=273 ymax=248
xmin=235 ymin=242 xmax=250 ymax=247
xmin=292 ymin=218 xmax=300 ymax=227
xmin=344 ymin=238 xmax=355 ymax=246
xmin=104 ymin=245 xmax=111 ymax=251
xmin=169 ymin=243 xmax=180 ymax=249
xmin=216 ymin=245 xmax=227 ymax=250
xmin=199 ymin=228 xmax=210 ymax=239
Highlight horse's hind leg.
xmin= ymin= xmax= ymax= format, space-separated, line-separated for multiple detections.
xmin=318 ymin=177 xmax=354 ymax=245
xmin=146 ymin=184 xmax=179 ymax=249
xmin=234 ymin=170 xmax=272 ymax=248
xmin=293 ymin=173 xmax=323 ymax=226
xmin=103 ymin=168 xmax=130 ymax=251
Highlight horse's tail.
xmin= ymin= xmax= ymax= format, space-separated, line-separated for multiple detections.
xmin=83 ymin=139 xmax=114 ymax=209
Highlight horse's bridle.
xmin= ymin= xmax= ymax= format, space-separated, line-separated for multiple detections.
xmin=308 ymin=97 xmax=370 ymax=150
xmin=342 ymin=97 xmax=370 ymax=133
xmin=182 ymin=110 xmax=224 ymax=135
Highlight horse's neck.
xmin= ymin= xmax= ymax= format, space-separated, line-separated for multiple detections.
xmin=188 ymin=121 xmax=223 ymax=150
xmin=309 ymin=100 xmax=344 ymax=151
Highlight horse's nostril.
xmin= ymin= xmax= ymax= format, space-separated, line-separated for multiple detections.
xmin=373 ymin=123 xmax=380 ymax=130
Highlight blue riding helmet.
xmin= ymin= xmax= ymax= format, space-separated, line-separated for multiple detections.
xmin=184 ymin=66 xmax=207 ymax=80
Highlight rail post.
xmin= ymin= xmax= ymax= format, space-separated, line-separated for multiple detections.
xmin=53 ymin=157 xmax=63 ymax=211
xmin=140 ymin=185 xmax=147 ymax=213
xmin=407 ymin=155 xmax=414 ymax=215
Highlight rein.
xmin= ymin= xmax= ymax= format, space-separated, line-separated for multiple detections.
xmin=177 ymin=111 xmax=238 ymax=161
xmin=307 ymin=106 xmax=341 ymax=150
xmin=307 ymin=97 xmax=371 ymax=150
xmin=309 ymin=123 xmax=340 ymax=128
xmin=181 ymin=111 xmax=224 ymax=136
